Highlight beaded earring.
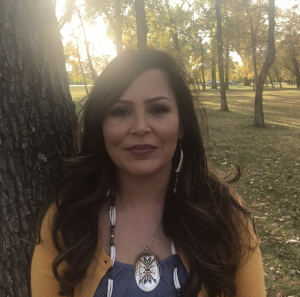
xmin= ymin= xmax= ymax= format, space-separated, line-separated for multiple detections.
xmin=174 ymin=140 xmax=183 ymax=193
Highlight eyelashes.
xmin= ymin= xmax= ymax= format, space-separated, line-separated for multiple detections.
xmin=111 ymin=105 xmax=170 ymax=117
xmin=111 ymin=107 xmax=130 ymax=117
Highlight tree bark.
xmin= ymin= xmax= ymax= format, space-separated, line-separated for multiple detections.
xmin=0 ymin=0 xmax=76 ymax=296
xmin=254 ymin=0 xmax=275 ymax=127
xmin=216 ymin=0 xmax=228 ymax=111
xmin=135 ymin=0 xmax=148 ymax=50
xmin=76 ymin=7 xmax=97 ymax=82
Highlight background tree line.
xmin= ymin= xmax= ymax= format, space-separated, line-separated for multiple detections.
xmin=60 ymin=0 xmax=299 ymax=126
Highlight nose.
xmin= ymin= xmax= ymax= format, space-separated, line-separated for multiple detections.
xmin=130 ymin=113 xmax=151 ymax=136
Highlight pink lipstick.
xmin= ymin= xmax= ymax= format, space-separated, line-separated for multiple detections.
xmin=127 ymin=144 xmax=157 ymax=156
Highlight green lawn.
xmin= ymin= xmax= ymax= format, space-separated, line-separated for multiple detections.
xmin=70 ymin=84 xmax=300 ymax=296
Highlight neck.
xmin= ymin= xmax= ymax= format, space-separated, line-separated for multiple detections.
xmin=116 ymin=165 xmax=172 ymax=211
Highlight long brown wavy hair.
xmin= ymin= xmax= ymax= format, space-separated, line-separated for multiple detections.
xmin=37 ymin=49 xmax=257 ymax=297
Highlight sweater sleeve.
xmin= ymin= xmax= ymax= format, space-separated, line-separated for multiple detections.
xmin=31 ymin=204 xmax=65 ymax=297
xmin=234 ymin=217 xmax=266 ymax=297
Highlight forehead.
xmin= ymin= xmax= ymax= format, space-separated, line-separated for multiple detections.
xmin=119 ymin=69 xmax=175 ymax=103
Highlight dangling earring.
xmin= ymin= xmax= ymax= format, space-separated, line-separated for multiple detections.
xmin=174 ymin=140 xmax=183 ymax=193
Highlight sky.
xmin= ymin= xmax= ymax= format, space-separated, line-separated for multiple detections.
xmin=56 ymin=0 xmax=299 ymax=64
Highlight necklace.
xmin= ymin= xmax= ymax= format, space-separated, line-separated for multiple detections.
xmin=120 ymin=197 xmax=163 ymax=292
xmin=106 ymin=199 xmax=182 ymax=297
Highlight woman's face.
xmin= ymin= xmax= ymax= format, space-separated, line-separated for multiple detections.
xmin=102 ymin=69 xmax=183 ymax=177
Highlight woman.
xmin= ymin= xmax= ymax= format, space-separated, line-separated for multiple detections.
xmin=31 ymin=49 xmax=265 ymax=297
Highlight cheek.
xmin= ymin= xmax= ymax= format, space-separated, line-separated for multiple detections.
xmin=102 ymin=121 xmax=126 ymax=150
xmin=155 ymin=117 xmax=180 ymax=143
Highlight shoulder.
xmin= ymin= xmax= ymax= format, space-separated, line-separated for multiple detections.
xmin=37 ymin=202 xmax=59 ymax=248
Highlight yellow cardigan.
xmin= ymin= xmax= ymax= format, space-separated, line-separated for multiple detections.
xmin=31 ymin=204 xmax=266 ymax=297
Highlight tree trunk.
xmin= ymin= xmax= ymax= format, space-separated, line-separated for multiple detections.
xmin=76 ymin=7 xmax=97 ymax=82
xmin=292 ymin=57 xmax=300 ymax=88
xmin=165 ymin=0 xmax=180 ymax=53
xmin=251 ymin=34 xmax=258 ymax=90
xmin=135 ymin=0 xmax=148 ymax=50
xmin=225 ymin=42 xmax=230 ymax=90
xmin=0 ymin=0 xmax=76 ymax=296
xmin=201 ymin=39 xmax=206 ymax=91
xmin=254 ymin=0 xmax=275 ymax=127
xmin=244 ymin=77 xmax=251 ymax=86
xmin=275 ymin=68 xmax=282 ymax=88
xmin=211 ymin=55 xmax=218 ymax=89
xmin=268 ymin=72 xmax=275 ymax=88
xmin=216 ymin=0 xmax=228 ymax=111
xmin=254 ymin=84 xmax=264 ymax=126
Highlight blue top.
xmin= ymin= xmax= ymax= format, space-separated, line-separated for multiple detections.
xmin=94 ymin=255 xmax=188 ymax=297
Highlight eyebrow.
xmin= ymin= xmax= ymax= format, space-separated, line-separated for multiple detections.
xmin=116 ymin=96 xmax=170 ymax=105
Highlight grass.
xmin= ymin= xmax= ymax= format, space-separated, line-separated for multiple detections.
xmin=70 ymin=83 xmax=300 ymax=297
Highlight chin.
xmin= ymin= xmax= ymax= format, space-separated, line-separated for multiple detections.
xmin=121 ymin=160 xmax=171 ymax=177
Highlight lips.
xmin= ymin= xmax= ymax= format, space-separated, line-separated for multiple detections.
xmin=127 ymin=144 xmax=157 ymax=156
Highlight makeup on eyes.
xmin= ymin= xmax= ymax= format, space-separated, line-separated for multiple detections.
xmin=110 ymin=98 xmax=171 ymax=117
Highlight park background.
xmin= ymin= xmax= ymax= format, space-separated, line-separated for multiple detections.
xmin=0 ymin=0 xmax=299 ymax=296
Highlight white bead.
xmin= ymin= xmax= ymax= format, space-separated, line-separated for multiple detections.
xmin=107 ymin=279 xmax=113 ymax=297
xmin=173 ymin=267 xmax=181 ymax=289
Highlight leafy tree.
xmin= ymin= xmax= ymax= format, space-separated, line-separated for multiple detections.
xmin=254 ymin=0 xmax=275 ymax=127
xmin=276 ymin=8 xmax=300 ymax=88
xmin=85 ymin=0 xmax=128 ymax=54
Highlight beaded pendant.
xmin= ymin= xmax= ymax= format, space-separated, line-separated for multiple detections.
xmin=134 ymin=250 xmax=161 ymax=292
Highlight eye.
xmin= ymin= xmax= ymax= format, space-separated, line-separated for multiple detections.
xmin=112 ymin=107 xmax=130 ymax=117
xmin=150 ymin=106 xmax=169 ymax=114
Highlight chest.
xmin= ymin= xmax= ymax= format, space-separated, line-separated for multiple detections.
xmin=98 ymin=209 xmax=172 ymax=265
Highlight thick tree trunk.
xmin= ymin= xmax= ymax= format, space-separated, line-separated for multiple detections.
xmin=254 ymin=0 xmax=275 ymax=127
xmin=225 ymin=42 xmax=230 ymax=89
xmin=0 ymin=0 xmax=76 ymax=296
xmin=76 ymin=8 xmax=97 ymax=82
xmin=135 ymin=0 xmax=148 ymax=50
xmin=216 ymin=0 xmax=228 ymax=111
